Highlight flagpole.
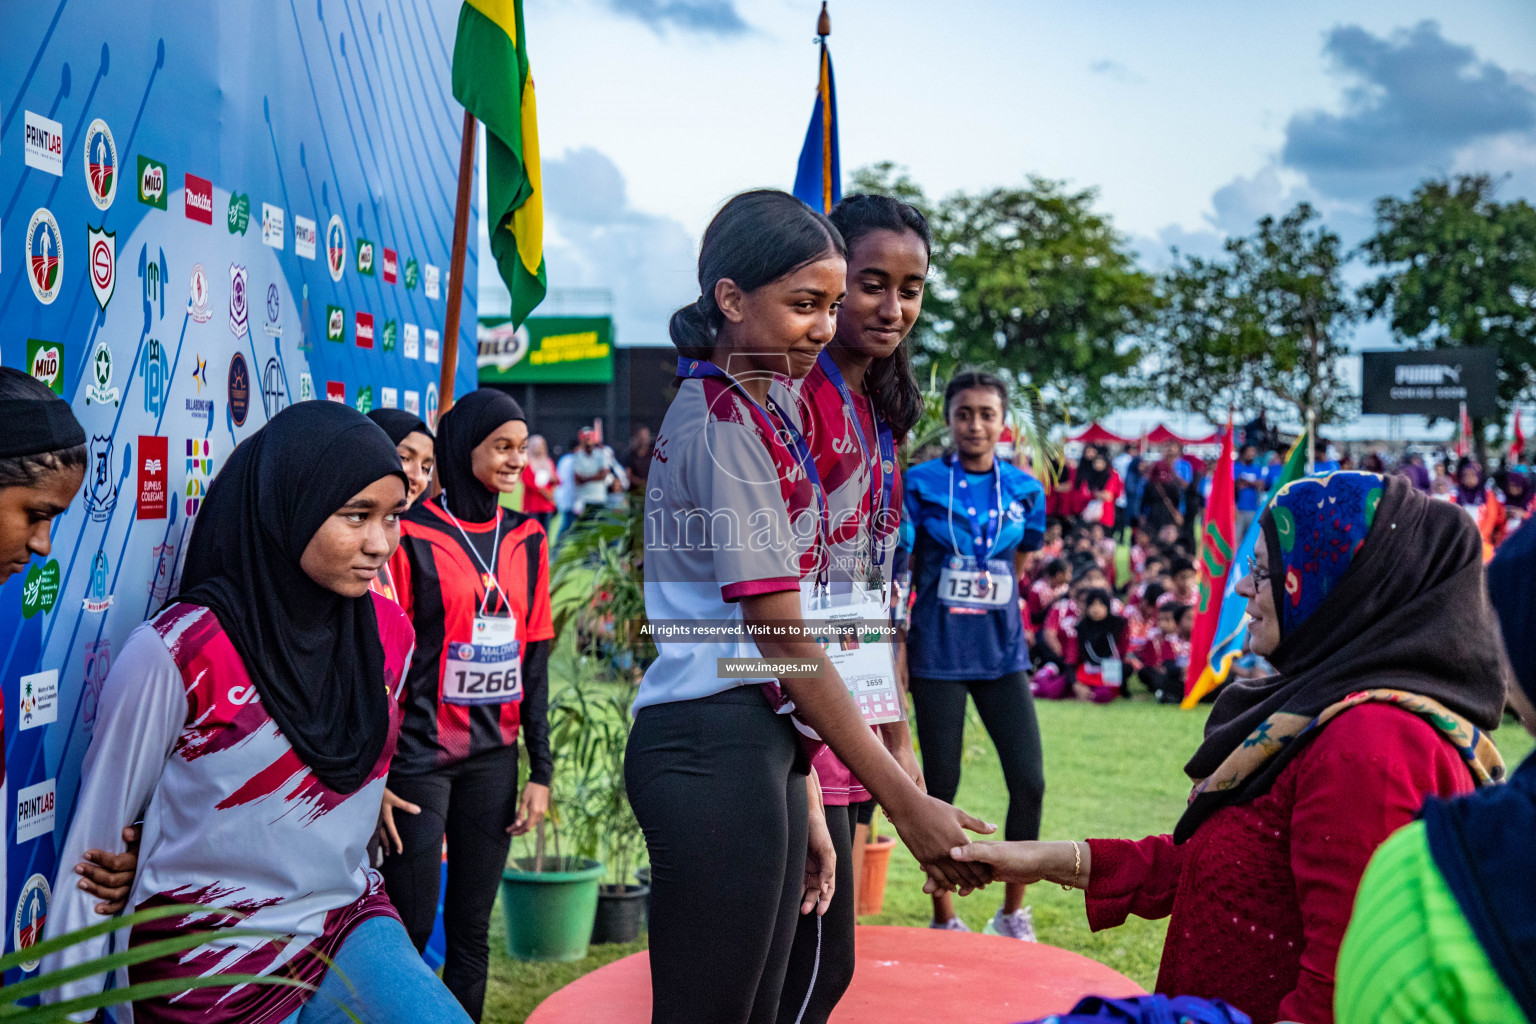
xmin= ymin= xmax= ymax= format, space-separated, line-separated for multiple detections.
xmin=438 ymin=109 xmax=479 ymax=418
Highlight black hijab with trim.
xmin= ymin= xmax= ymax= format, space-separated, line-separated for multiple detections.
xmin=175 ymin=402 xmax=406 ymax=794
xmin=434 ymin=388 xmax=526 ymax=522
xmin=367 ymin=408 xmax=433 ymax=447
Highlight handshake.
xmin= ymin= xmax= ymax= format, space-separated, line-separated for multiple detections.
xmin=881 ymin=795 xmax=1091 ymax=897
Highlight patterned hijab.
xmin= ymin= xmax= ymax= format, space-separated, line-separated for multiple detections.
xmin=1175 ymin=472 xmax=1508 ymax=842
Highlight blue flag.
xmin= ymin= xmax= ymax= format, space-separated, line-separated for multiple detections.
xmin=793 ymin=42 xmax=841 ymax=214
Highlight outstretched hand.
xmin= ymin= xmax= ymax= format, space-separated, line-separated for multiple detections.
xmin=889 ymin=795 xmax=997 ymax=892
xmin=922 ymin=839 xmax=1089 ymax=894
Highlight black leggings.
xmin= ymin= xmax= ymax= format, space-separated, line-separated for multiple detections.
xmin=777 ymin=802 xmax=858 ymax=1024
xmin=911 ymin=671 xmax=1045 ymax=842
xmin=627 ymin=688 xmax=808 ymax=1024
xmin=380 ymin=745 xmax=520 ymax=1023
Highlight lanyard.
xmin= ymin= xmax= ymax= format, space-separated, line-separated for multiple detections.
xmin=440 ymin=495 xmax=507 ymax=616
xmin=815 ymin=350 xmax=896 ymax=572
xmin=677 ymin=356 xmax=830 ymax=587
xmin=945 ymin=454 xmax=1003 ymax=562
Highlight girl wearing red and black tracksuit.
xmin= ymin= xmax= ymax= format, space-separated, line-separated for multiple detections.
xmin=380 ymin=388 xmax=553 ymax=1023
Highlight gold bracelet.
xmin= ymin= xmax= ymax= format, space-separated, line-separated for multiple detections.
xmin=1062 ymin=840 xmax=1081 ymax=892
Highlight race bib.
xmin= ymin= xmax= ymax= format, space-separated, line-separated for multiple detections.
xmin=443 ymin=615 xmax=522 ymax=706
xmin=800 ymin=583 xmax=903 ymax=726
xmin=938 ymin=556 xmax=1014 ymax=610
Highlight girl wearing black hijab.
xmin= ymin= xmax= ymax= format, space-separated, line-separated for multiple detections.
xmin=368 ymin=408 xmax=437 ymax=508
xmin=43 ymin=402 xmax=472 ymax=1024
xmin=0 ymin=366 xmax=86 ymax=585
xmin=378 ymin=387 xmax=553 ymax=1023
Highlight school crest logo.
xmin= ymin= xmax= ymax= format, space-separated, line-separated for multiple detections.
xmin=262 ymin=357 xmax=287 ymax=418
xmin=148 ymin=542 xmax=179 ymax=600
xmin=88 ymin=225 xmax=116 ymax=309
xmin=326 ymin=215 xmax=346 ymax=281
xmin=27 ymin=208 xmax=63 ymax=304
xmin=189 ymin=263 xmax=212 ymax=322
xmin=229 ymin=264 xmax=249 ymax=340
xmin=84 ymin=435 xmax=118 ymax=520
xmin=228 ymin=352 xmax=251 ymax=426
xmin=263 ymin=282 xmax=282 ymax=337
xmin=86 ymin=342 xmax=120 ymax=406
xmin=13 ymin=874 xmax=50 ymax=973
xmin=84 ymin=119 xmax=118 ymax=210
xmin=426 ymin=383 xmax=440 ymax=430
xmin=83 ymin=551 xmax=113 ymax=612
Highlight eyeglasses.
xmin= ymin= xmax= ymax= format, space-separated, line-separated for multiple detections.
xmin=1246 ymin=555 xmax=1274 ymax=586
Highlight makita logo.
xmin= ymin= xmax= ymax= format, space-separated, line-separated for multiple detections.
xmin=184 ymin=174 xmax=213 ymax=223
xmin=1395 ymin=364 xmax=1461 ymax=386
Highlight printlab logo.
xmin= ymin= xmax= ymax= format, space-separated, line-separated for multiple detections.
xmin=184 ymin=172 xmax=214 ymax=224
xmin=262 ymin=357 xmax=287 ymax=418
xmin=86 ymin=342 xmax=120 ymax=406
xmin=20 ymin=559 xmax=60 ymax=618
xmin=82 ymin=640 xmax=111 ymax=730
xmin=404 ymin=323 xmax=420 ymax=360
xmin=294 ymin=214 xmax=317 ymax=260
xmin=13 ymin=873 xmax=51 ymax=973
xmin=355 ymin=384 xmax=374 ymax=414
xmin=381 ymin=386 xmax=398 ymax=409
xmin=83 ymin=551 xmax=113 ymax=612
xmin=404 ymin=257 xmax=420 ymax=291
xmin=262 ymin=202 xmax=284 ymax=249
xmin=189 ymin=263 xmax=212 ymax=322
xmin=326 ymin=215 xmax=346 ymax=281
xmin=27 ymin=339 xmax=64 ymax=395
xmin=148 ymin=541 xmax=178 ymax=600
xmin=264 ymin=283 xmax=282 ymax=337
xmin=227 ymin=191 xmax=251 ymax=235
xmin=84 ymin=435 xmax=119 ymax=520
xmin=84 ymin=118 xmax=118 ymax=209
xmin=88 ymin=225 xmax=116 ymax=309
xmin=138 ymin=435 xmax=169 ymax=519
xmin=404 ymin=390 xmax=420 ymax=416
xmin=228 ymin=352 xmax=252 ymax=427
xmin=24 ymin=109 xmax=63 ymax=175
xmin=229 ymin=264 xmax=249 ymax=340
xmin=382 ymin=319 xmax=398 ymax=353
xmin=137 ymin=154 xmax=168 ymax=209
xmin=298 ymin=372 xmax=315 ymax=402
xmin=19 ymin=669 xmax=58 ymax=729
xmin=27 ymin=207 xmax=63 ymax=304
xmin=355 ymin=311 xmax=375 ymax=349
xmin=326 ymin=304 xmax=345 ymax=342
xmin=383 ymin=247 xmax=398 ymax=284
xmin=356 ymin=237 xmax=375 ymax=276
xmin=425 ymin=328 xmax=441 ymax=365
xmin=185 ymin=438 xmax=213 ymax=516
xmin=142 ymin=339 xmax=170 ymax=415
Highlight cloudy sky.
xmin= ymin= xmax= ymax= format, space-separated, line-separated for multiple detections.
xmin=479 ymin=1 xmax=1536 ymax=432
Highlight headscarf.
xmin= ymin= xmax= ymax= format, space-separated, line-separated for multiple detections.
xmin=367 ymin=408 xmax=433 ymax=447
xmin=1175 ymin=472 xmax=1508 ymax=842
xmin=1076 ymin=451 xmax=1112 ymax=493
xmin=1455 ymin=458 xmax=1486 ymax=506
xmin=0 ymin=367 xmax=85 ymax=457
xmin=174 ymin=402 xmax=406 ymax=794
xmin=1497 ymin=467 xmax=1533 ymax=512
xmin=433 ymin=387 xmax=526 ymax=521
xmin=1423 ymin=521 xmax=1536 ymax=1022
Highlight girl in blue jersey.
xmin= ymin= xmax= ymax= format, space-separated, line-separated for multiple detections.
xmin=902 ymin=370 xmax=1048 ymax=938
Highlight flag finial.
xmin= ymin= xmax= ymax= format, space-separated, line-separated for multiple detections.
xmin=817 ymin=2 xmax=830 ymax=39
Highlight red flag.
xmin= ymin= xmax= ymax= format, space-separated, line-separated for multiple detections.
xmin=1513 ymin=408 xmax=1525 ymax=460
xmin=1457 ymin=402 xmax=1472 ymax=459
xmin=1185 ymin=415 xmax=1237 ymax=701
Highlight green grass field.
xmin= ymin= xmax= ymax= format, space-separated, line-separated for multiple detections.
xmin=483 ymin=695 xmax=1535 ymax=1023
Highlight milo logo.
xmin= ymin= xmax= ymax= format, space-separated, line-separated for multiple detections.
xmin=326 ymin=304 xmax=345 ymax=342
xmin=27 ymin=340 xmax=63 ymax=393
xmin=137 ymin=155 xmax=167 ymax=209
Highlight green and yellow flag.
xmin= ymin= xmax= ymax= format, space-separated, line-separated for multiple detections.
xmin=453 ymin=0 xmax=546 ymax=326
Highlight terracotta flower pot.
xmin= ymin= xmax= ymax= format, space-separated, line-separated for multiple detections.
xmin=856 ymin=835 xmax=897 ymax=917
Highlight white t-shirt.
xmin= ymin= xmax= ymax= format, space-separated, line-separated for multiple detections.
xmin=634 ymin=376 xmax=821 ymax=713
xmin=554 ymin=452 xmax=577 ymax=512
xmin=571 ymin=449 xmax=610 ymax=510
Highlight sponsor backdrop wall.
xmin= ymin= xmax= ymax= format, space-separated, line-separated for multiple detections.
xmin=0 ymin=1 xmax=477 ymax=979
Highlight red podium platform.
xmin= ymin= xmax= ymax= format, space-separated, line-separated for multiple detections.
xmin=527 ymin=925 xmax=1146 ymax=1023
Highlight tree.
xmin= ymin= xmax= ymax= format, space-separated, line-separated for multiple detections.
xmin=1137 ymin=203 xmax=1357 ymax=430
xmin=849 ymin=163 xmax=1155 ymax=419
xmin=1360 ymin=174 xmax=1536 ymax=458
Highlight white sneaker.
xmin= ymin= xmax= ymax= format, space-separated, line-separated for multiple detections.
xmin=983 ymin=906 xmax=1037 ymax=941
xmin=928 ymin=915 xmax=971 ymax=931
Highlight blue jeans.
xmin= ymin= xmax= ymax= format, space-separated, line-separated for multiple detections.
xmin=278 ymin=916 xmax=471 ymax=1024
